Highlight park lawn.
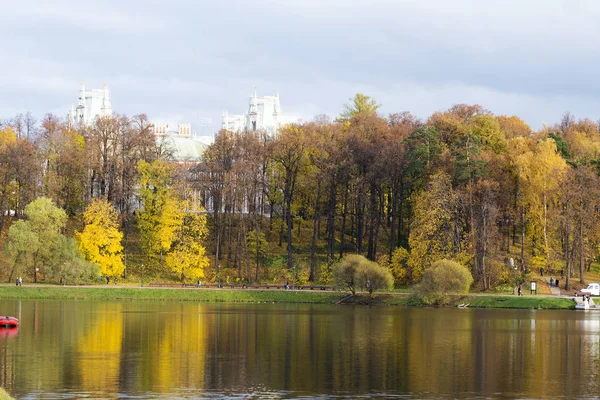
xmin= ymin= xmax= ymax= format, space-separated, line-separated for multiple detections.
xmin=0 ymin=286 xmax=343 ymax=304
xmin=462 ymin=295 xmax=575 ymax=309
xmin=0 ymin=286 xmax=579 ymax=309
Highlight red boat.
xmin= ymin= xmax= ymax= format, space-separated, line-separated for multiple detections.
xmin=0 ymin=317 xmax=18 ymax=328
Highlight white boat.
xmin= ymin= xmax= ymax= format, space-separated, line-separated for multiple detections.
xmin=575 ymin=296 xmax=594 ymax=310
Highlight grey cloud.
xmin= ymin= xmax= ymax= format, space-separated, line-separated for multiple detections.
xmin=2 ymin=0 xmax=600 ymax=131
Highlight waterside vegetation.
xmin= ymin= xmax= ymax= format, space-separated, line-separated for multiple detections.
xmin=3 ymin=96 xmax=600 ymax=300
xmin=0 ymin=285 xmax=578 ymax=309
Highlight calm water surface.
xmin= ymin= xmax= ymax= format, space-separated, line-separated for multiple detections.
xmin=0 ymin=300 xmax=598 ymax=399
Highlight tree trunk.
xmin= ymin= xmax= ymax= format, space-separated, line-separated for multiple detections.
xmin=390 ymin=185 xmax=398 ymax=257
xmin=565 ymin=203 xmax=570 ymax=291
xmin=543 ymin=192 xmax=549 ymax=262
xmin=367 ymin=184 xmax=377 ymax=260
xmin=286 ymin=196 xmax=293 ymax=268
xmin=579 ymin=211 xmax=585 ymax=284
xmin=340 ymin=183 xmax=348 ymax=258
xmin=357 ymin=184 xmax=364 ymax=254
xmin=326 ymin=175 xmax=337 ymax=261
xmin=520 ymin=208 xmax=525 ymax=266
xmin=310 ymin=180 xmax=322 ymax=281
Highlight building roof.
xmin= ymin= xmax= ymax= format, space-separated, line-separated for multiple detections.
xmin=160 ymin=136 xmax=208 ymax=162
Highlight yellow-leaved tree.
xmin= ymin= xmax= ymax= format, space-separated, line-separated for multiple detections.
xmin=137 ymin=160 xmax=184 ymax=258
xmin=166 ymin=211 xmax=210 ymax=282
xmin=407 ymin=171 xmax=468 ymax=281
xmin=515 ymin=139 xmax=567 ymax=265
xmin=77 ymin=199 xmax=125 ymax=278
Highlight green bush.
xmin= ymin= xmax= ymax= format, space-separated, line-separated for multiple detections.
xmin=415 ymin=259 xmax=473 ymax=305
xmin=332 ymin=255 xmax=363 ymax=295
xmin=356 ymin=260 xmax=394 ymax=297
xmin=317 ymin=260 xmax=333 ymax=284
xmin=333 ymin=254 xmax=393 ymax=296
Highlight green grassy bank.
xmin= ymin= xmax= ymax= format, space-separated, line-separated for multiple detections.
xmin=0 ymin=286 xmax=578 ymax=309
xmin=461 ymin=295 xmax=576 ymax=309
xmin=0 ymin=286 xmax=342 ymax=304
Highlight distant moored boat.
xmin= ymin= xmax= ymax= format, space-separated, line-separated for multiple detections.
xmin=0 ymin=317 xmax=18 ymax=328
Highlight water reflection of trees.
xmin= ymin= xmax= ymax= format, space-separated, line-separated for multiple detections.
xmin=1 ymin=302 xmax=600 ymax=398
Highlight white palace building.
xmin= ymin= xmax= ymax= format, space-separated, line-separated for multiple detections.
xmin=222 ymin=89 xmax=282 ymax=136
xmin=68 ymin=81 xmax=113 ymax=126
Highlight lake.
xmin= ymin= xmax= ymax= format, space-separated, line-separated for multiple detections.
xmin=0 ymin=300 xmax=597 ymax=399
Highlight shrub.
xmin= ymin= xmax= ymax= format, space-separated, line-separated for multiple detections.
xmin=333 ymin=255 xmax=393 ymax=296
xmin=332 ymin=254 xmax=363 ymax=295
xmin=356 ymin=261 xmax=394 ymax=297
xmin=415 ymin=259 xmax=473 ymax=305
xmin=317 ymin=260 xmax=333 ymax=284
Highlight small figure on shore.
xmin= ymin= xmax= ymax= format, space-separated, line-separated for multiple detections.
xmin=549 ymin=278 xmax=553 ymax=287
xmin=540 ymin=267 xmax=544 ymax=276
xmin=197 ymin=279 xmax=201 ymax=288
xmin=555 ymin=279 xmax=559 ymax=288
xmin=106 ymin=276 xmax=110 ymax=284
xmin=114 ymin=277 xmax=118 ymax=285
xmin=19 ymin=277 xmax=22 ymax=286
xmin=285 ymin=280 xmax=289 ymax=290
xmin=15 ymin=278 xmax=19 ymax=286
xmin=518 ymin=284 xmax=522 ymax=296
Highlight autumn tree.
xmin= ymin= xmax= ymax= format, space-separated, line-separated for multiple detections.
xmin=408 ymin=172 xmax=464 ymax=281
xmin=42 ymin=125 xmax=88 ymax=215
xmin=5 ymin=219 xmax=37 ymax=282
xmin=166 ymin=211 xmax=210 ymax=282
xmin=271 ymin=124 xmax=307 ymax=268
xmin=337 ymin=93 xmax=381 ymax=123
xmin=5 ymin=197 xmax=96 ymax=283
xmin=137 ymin=160 xmax=184 ymax=260
xmin=0 ymin=126 xmax=17 ymax=232
xmin=378 ymin=246 xmax=410 ymax=286
xmin=515 ymin=139 xmax=567 ymax=266
xmin=77 ymin=199 xmax=125 ymax=279
xmin=247 ymin=229 xmax=268 ymax=280
xmin=86 ymin=115 xmax=122 ymax=200
xmin=559 ymin=166 xmax=600 ymax=290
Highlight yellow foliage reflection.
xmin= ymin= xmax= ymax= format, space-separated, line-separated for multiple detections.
xmin=77 ymin=303 xmax=124 ymax=392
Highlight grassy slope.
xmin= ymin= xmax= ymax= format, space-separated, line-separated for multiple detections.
xmin=0 ymin=285 xmax=578 ymax=309
xmin=0 ymin=286 xmax=342 ymax=304
xmin=462 ymin=295 xmax=575 ymax=309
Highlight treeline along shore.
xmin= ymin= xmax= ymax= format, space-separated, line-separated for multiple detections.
xmin=2 ymin=94 xmax=600 ymax=304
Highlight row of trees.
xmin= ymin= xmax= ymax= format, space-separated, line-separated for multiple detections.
xmin=2 ymin=95 xmax=600 ymax=290
xmin=198 ymin=96 xmax=600 ymax=290
xmin=0 ymin=113 xmax=208 ymax=284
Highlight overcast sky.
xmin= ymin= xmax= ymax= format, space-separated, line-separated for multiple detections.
xmin=2 ymin=0 xmax=600 ymax=135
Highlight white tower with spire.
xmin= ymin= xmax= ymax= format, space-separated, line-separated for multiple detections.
xmin=221 ymin=88 xmax=282 ymax=135
xmin=68 ymin=81 xmax=113 ymax=126
xmin=101 ymin=83 xmax=112 ymax=116
xmin=221 ymin=108 xmax=245 ymax=132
